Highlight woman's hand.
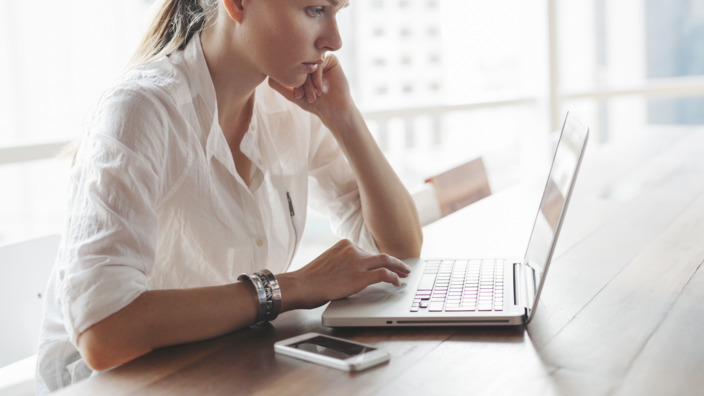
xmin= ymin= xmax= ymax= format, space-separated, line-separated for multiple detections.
xmin=278 ymin=239 xmax=412 ymax=311
xmin=268 ymin=54 xmax=353 ymax=128
xmin=270 ymin=54 xmax=423 ymax=261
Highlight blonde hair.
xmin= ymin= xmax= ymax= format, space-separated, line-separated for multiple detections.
xmin=130 ymin=0 xmax=219 ymax=67
xmin=67 ymin=0 xmax=219 ymax=165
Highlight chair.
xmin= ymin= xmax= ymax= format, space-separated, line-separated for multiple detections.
xmin=0 ymin=235 xmax=60 ymax=396
xmin=413 ymin=157 xmax=492 ymax=226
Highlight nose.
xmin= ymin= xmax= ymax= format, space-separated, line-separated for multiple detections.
xmin=317 ymin=19 xmax=343 ymax=52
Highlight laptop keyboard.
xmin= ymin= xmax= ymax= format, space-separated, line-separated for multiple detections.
xmin=410 ymin=259 xmax=504 ymax=313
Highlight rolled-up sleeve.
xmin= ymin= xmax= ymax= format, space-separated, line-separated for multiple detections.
xmin=58 ymin=87 xmax=166 ymax=345
xmin=306 ymin=115 xmax=379 ymax=253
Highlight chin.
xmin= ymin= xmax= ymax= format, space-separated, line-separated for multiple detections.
xmin=274 ymin=72 xmax=309 ymax=89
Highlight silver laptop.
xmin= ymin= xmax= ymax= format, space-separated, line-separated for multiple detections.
xmin=323 ymin=112 xmax=589 ymax=327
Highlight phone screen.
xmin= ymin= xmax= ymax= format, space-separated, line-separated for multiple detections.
xmin=289 ymin=336 xmax=375 ymax=359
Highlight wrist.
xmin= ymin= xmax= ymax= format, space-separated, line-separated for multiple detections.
xmin=237 ymin=269 xmax=281 ymax=323
xmin=320 ymin=104 xmax=363 ymax=140
xmin=276 ymin=271 xmax=310 ymax=311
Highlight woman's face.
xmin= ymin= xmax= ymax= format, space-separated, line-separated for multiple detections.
xmin=240 ymin=0 xmax=345 ymax=87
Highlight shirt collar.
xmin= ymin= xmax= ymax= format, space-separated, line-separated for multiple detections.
xmin=181 ymin=34 xmax=266 ymax=181
xmin=181 ymin=36 xmax=234 ymax=172
xmin=183 ymin=33 xmax=217 ymax=117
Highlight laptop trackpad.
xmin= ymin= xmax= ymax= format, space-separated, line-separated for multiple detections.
xmin=347 ymin=281 xmax=408 ymax=300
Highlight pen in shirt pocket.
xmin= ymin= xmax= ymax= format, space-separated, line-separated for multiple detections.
xmin=286 ymin=191 xmax=295 ymax=218
xmin=286 ymin=191 xmax=299 ymax=265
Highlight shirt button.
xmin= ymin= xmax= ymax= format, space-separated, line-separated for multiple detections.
xmin=256 ymin=239 xmax=264 ymax=247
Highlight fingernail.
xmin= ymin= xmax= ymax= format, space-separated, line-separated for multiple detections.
xmin=322 ymin=81 xmax=329 ymax=94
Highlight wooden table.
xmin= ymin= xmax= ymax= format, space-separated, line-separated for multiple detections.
xmin=57 ymin=127 xmax=704 ymax=396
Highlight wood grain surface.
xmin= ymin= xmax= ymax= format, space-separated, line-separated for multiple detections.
xmin=56 ymin=127 xmax=704 ymax=396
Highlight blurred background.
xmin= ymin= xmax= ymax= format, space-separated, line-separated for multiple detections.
xmin=1 ymin=0 xmax=703 ymax=265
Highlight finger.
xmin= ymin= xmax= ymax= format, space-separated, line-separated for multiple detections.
xmin=312 ymin=63 xmax=325 ymax=96
xmin=368 ymin=268 xmax=402 ymax=286
xmin=333 ymin=239 xmax=354 ymax=248
xmin=322 ymin=53 xmax=339 ymax=73
xmin=269 ymin=77 xmax=308 ymax=104
xmin=303 ymin=75 xmax=318 ymax=103
xmin=267 ymin=78 xmax=297 ymax=101
xmin=294 ymin=86 xmax=304 ymax=100
xmin=365 ymin=254 xmax=412 ymax=276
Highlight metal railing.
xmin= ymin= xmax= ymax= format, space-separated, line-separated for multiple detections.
xmin=2 ymin=75 xmax=704 ymax=166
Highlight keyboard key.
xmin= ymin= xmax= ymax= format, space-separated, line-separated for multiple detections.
xmin=418 ymin=274 xmax=436 ymax=290
xmin=445 ymin=306 xmax=476 ymax=312
xmin=410 ymin=258 xmax=509 ymax=313
xmin=431 ymin=297 xmax=446 ymax=302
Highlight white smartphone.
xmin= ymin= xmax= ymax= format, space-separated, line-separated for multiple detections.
xmin=274 ymin=332 xmax=390 ymax=372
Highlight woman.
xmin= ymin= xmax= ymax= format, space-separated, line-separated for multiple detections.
xmin=36 ymin=0 xmax=422 ymax=393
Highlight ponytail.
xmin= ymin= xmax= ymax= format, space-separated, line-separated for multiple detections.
xmin=66 ymin=0 xmax=219 ymax=166
xmin=129 ymin=0 xmax=218 ymax=68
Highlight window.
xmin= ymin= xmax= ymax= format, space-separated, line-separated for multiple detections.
xmin=429 ymin=82 xmax=442 ymax=92
xmin=0 ymin=0 xmax=153 ymax=245
xmin=375 ymin=85 xmax=389 ymax=95
xmin=339 ymin=0 xmax=547 ymax=187
xmin=555 ymin=0 xmax=704 ymax=143
xmin=2 ymin=0 xmax=703 ymax=254
xmin=373 ymin=57 xmax=387 ymax=67
xmin=645 ymin=0 xmax=704 ymax=124
xmin=428 ymin=54 xmax=441 ymax=65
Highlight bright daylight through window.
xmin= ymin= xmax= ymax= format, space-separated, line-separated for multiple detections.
xmin=0 ymin=0 xmax=702 ymax=250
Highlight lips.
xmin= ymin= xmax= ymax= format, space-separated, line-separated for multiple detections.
xmin=302 ymin=59 xmax=323 ymax=73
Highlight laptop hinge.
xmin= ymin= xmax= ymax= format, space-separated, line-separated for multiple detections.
xmin=524 ymin=262 xmax=538 ymax=319
xmin=514 ymin=261 xmax=537 ymax=314
xmin=513 ymin=262 xmax=522 ymax=307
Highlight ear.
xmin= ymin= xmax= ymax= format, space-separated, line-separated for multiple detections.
xmin=222 ymin=0 xmax=245 ymax=23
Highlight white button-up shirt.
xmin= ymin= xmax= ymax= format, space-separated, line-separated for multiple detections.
xmin=36 ymin=34 xmax=377 ymax=394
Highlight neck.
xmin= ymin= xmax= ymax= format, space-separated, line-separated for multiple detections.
xmin=200 ymin=13 xmax=265 ymax=146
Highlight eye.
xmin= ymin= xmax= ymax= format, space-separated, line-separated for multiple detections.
xmin=306 ymin=6 xmax=326 ymax=17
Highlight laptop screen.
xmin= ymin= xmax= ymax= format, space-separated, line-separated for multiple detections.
xmin=523 ymin=113 xmax=589 ymax=319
